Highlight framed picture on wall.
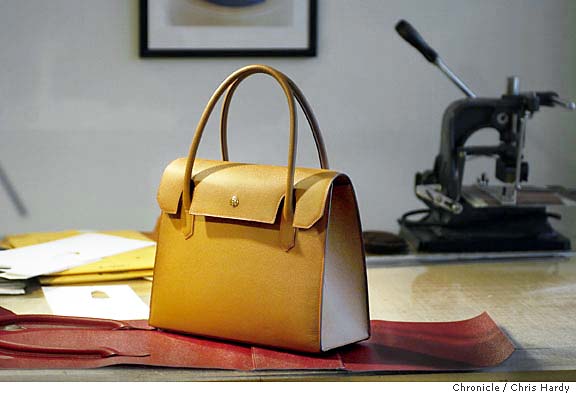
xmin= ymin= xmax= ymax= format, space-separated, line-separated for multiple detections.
xmin=139 ymin=0 xmax=317 ymax=57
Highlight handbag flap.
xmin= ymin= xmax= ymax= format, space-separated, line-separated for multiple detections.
xmin=157 ymin=158 xmax=343 ymax=229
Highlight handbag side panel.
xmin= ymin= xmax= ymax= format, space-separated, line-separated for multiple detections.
xmin=320 ymin=177 xmax=370 ymax=351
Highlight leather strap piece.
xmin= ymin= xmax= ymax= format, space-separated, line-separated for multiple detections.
xmin=0 ymin=309 xmax=514 ymax=371
xmin=0 ymin=307 xmax=15 ymax=318
xmin=219 ymin=74 xmax=330 ymax=170
xmin=0 ymin=339 xmax=144 ymax=359
xmin=0 ymin=315 xmax=140 ymax=330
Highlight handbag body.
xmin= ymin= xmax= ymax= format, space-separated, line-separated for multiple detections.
xmin=149 ymin=65 xmax=370 ymax=353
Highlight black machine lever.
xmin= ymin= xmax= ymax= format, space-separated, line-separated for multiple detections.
xmin=395 ymin=20 xmax=477 ymax=98
xmin=395 ymin=20 xmax=438 ymax=63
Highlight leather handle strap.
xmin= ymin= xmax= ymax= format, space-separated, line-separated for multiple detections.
xmin=0 ymin=315 xmax=137 ymax=330
xmin=0 ymin=315 xmax=150 ymax=358
xmin=219 ymin=74 xmax=330 ymax=169
xmin=183 ymin=65 xmax=305 ymax=250
xmin=0 ymin=339 xmax=146 ymax=358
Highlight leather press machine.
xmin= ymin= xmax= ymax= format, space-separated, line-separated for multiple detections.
xmin=395 ymin=20 xmax=576 ymax=253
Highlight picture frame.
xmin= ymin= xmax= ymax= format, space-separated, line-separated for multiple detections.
xmin=139 ymin=0 xmax=317 ymax=57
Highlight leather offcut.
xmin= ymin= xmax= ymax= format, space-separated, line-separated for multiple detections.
xmin=0 ymin=309 xmax=515 ymax=372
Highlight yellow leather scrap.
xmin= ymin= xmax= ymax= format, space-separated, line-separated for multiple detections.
xmin=3 ymin=230 xmax=155 ymax=276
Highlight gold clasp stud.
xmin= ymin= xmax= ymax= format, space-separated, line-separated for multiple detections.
xmin=230 ymin=195 xmax=239 ymax=207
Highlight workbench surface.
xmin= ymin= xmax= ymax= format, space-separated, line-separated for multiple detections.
xmin=1 ymin=257 xmax=575 ymax=381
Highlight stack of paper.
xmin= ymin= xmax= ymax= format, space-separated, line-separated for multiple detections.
xmin=0 ymin=278 xmax=27 ymax=295
xmin=0 ymin=231 xmax=156 ymax=288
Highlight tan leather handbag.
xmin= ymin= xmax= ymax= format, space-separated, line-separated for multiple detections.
xmin=149 ymin=65 xmax=370 ymax=353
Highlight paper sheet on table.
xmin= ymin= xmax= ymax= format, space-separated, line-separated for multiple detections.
xmin=0 ymin=278 xmax=27 ymax=295
xmin=0 ymin=233 xmax=155 ymax=280
xmin=4 ymin=230 xmax=151 ymax=248
xmin=39 ymin=269 xmax=155 ymax=285
xmin=3 ymin=230 xmax=81 ymax=248
xmin=42 ymin=285 xmax=150 ymax=320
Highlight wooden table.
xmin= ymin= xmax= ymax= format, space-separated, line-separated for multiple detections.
xmin=1 ymin=256 xmax=575 ymax=381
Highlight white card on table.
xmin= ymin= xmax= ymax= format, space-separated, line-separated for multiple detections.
xmin=42 ymin=285 xmax=150 ymax=320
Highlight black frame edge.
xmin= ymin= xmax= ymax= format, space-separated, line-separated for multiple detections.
xmin=139 ymin=0 xmax=317 ymax=58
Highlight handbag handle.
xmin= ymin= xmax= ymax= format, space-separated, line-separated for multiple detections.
xmin=219 ymin=74 xmax=330 ymax=169
xmin=182 ymin=65 xmax=312 ymax=250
